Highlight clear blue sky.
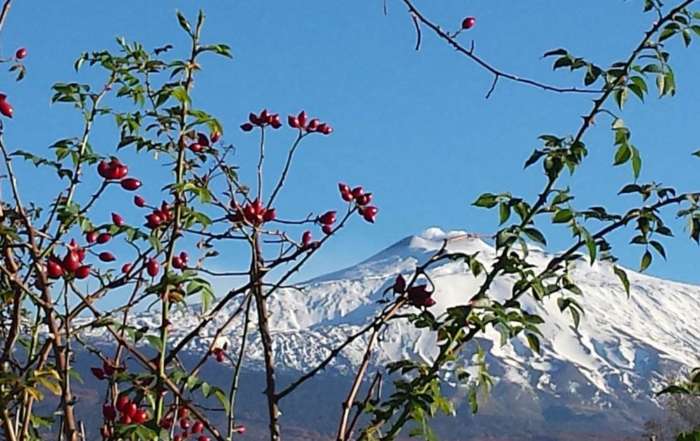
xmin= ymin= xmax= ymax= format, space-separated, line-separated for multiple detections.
xmin=3 ymin=1 xmax=700 ymax=289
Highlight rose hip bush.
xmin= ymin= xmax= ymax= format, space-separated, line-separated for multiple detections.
xmin=2 ymin=3 xmax=700 ymax=441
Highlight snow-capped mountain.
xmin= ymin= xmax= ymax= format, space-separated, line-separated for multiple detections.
xmin=84 ymin=227 xmax=700 ymax=436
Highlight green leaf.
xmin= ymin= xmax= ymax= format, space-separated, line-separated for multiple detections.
xmin=176 ymin=11 xmax=193 ymax=35
xmin=498 ymin=203 xmax=511 ymax=225
xmin=640 ymin=250 xmax=652 ymax=272
xmin=522 ymin=227 xmax=546 ymax=245
xmin=525 ymin=333 xmax=541 ymax=354
xmin=473 ymin=193 xmax=498 ymax=208
xmin=613 ymin=266 xmax=631 ymax=297
xmin=614 ymin=144 xmax=631 ymax=165
xmin=552 ymin=209 xmax=573 ymax=223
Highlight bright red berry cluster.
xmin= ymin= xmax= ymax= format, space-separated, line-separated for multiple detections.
xmin=229 ymin=198 xmax=276 ymax=225
xmin=338 ymin=183 xmax=378 ymax=223
xmin=287 ymin=110 xmax=333 ymax=134
xmin=159 ymin=407 xmax=211 ymax=441
xmin=46 ymin=239 xmax=91 ymax=280
xmin=393 ymin=274 xmax=436 ymax=308
xmin=107 ymin=394 xmax=149 ymax=426
xmin=240 ymin=109 xmax=282 ymax=131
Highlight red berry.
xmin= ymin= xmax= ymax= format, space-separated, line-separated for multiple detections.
xmin=301 ymin=230 xmax=313 ymax=247
xmin=99 ymin=252 xmax=116 ymax=262
xmin=160 ymin=417 xmax=174 ymax=430
xmin=307 ymin=118 xmax=320 ymax=131
xmin=288 ymin=115 xmax=300 ymax=128
xmin=240 ymin=122 xmax=254 ymax=132
xmin=362 ymin=206 xmax=378 ymax=223
xmin=262 ymin=208 xmax=276 ymax=222
xmin=179 ymin=251 xmax=189 ymax=263
xmin=120 ymin=178 xmax=142 ymax=191
xmin=210 ymin=131 xmax=221 ymax=143
xmin=96 ymin=233 xmax=111 ymax=244
xmin=197 ymin=132 xmax=210 ymax=147
xmin=173 ymin=436 xmax=183 ymax=441
xmin=192 ymin=421 xmax=204 ymax=433
xmin=322 ymin=224 xmax=333 ymax=235
xmin=75 ymin=265 xmax=91 ymax=279
xmin=351 ymin=186 xmax=364 ymax=198
xmin=145 ymin=213 xmax=163 ymax=229
xmin=91 ymin=367 xmax=106 ymax=380
xmin=110 ymin=161 xmax=128 ymax=180
xmin=121 ymin=263 xmax=132 ymax=274
xmin=172 ymin=256 xmax=184 ymax=269
xmin=297 ymin=111 xmax=307 ymax=127
xmin=177 ymin=407 xmax=190 ymax=419
xmin=338 ymin=183 xmax=352 ymax=201
xmin=102 ymin=404 xmax=116 ymax=421
xmin=86 ymin=231 xmax=98 ymax=244
xmin=147 ymin=258 xmax=160 ymax=277
xmin=132 ymin=409 xmax=148 ymax=424
xmin=319 ymin=211 xmax=337 ymax=225
xmin=0 ymin=97 xmax=13 ymax=119
xmin=462 ymin=16 xmax=476 ymax=30
xmin=189 ymin=142 xmax=203 ymax=153
xmin=116 ymin=395 xmax=130 ymax=412
xmin=134 ymin=195 xmax=146 ymax=207
xmin=15 ymin=48 xmax=27 ymax=59
xmin=63 ymin=251 xmax=81 ymax=273
xmin=112 ymin=213 xmax=124 ymax=227
xmin=269 ymin=114 xmax=282 ymax=128
xmin=394 ymin=274 xmax=407 ymax=293
xmin=124 ymin=402 xmax=137 ymax=419
xmin=119 ymin=414 xmax=132 ymax=425
xmin=198 ymin=436 xmax=210 ymax=441
xmin=319 ymin=123 xmax=333 ymax=135
xmin=102 ymin=360 xmax=115 ymax=376
xmin=47 ymin=259 xmax=64 ymax=279
xmin=97 ymin=161 xmax=111 ymax=179
xmin=215 ymin=351 xmax=225 ymax=363
xmin=356 ymin=193 xmax=373 ymax=206
xmin=179 ymin=418 xmax=190 ymax=430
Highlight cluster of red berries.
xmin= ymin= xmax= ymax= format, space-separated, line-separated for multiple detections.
xmin=172 ymin=251 xmax=189 ymax=270
xmin=240 ymin=109 xmax=281 ymax=131
xmin=393 ymin=274 xmax=436 ymax=308
xmin=229 ymin=198 xmax=276 ymax=226
xmin=188 ymin=132 xmax=220 ymax=153
xmin=318 ymin=210 xmax=337 ymax=235
xmin=91 ymin=359 xmax=123 ymax=381
xmin=338 ymin=183 xmax=378 ymax=223
xmin=141 ymin=200 xmax=174 ymax=230
xmin=97 ymin=158 xmax=142 ymax=191
xmin=287 ymin=110 xmax=333 ymax=135
xmin=102 ymin=394 xmax=150 ymax=426
xmin=159 ymin=407 xmax=218 ymax=441
xmin=46 ymin=239 xmax=91 ymax=279
xmin=0 ymin=93 xmax=13 ymax=118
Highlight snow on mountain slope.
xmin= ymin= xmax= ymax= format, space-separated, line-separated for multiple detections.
xmin=85 ymin=227 xmax=700 ymax=422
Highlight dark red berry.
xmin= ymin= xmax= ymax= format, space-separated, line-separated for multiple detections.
xmin=351 ymin=186 xmax=364 ymax=198
xmin=362 ymin=206 xmax=378 ymax=223
xmin=210 ymin=131 xmax=221 ymax=143
xmin=116 ymin=395 xmax=130 ymax=412
xmin=96 ymin=233 xmax=111 ymax=244
xmin=319 ymin=211 xmax=337 ymax=225
xmin=134 ymin=195 xmax=146 ymax=207
xmin=124 ymin=402 xmax=137 ymax=419
xmin=147 ymin=258 xmax=160 ymax=277
xmin=97 ymin=161 xmax=111 ymax=179
xmin=145 ymin=213 xmax=163 ymax=229
xmin=0 ymin=96 xmax=13 ymax=118
xmin=297 ymin=111 xmax=307 ymax=127
xmin=15 ymin=48 xmax=27 ymax=59
xmin=192 ymin=421 xmax=204 ymax=433
xmin=99 ymin=252 xmax=116 ymax=262
xmin=63 ymin=252 xmax=81 ymax=273
xmin=112 ymin=213 xmax=124 ymax=227
xmin=172 ymin=256 xmax=184 ymax=269
xmin=302 ymin=230 xmax=312 ymax=247
xmin=322 ymin=224 xmax=333 ymax=235
xmin=198 ymin=436 xmax=210 ymax=441
xmin=120 ymin=178 xmax=142 ymax=191
xmin=179 ymin=418 xmax=190 ymax=430
xmin=356 ymin=193 xmax=373 ymax=206
xmin=119 ymin=414 xmax=132 ymax=425
xmin=177 ymin=407 xmax=189 ymax=419
xmin=132 ymin=409 xmax=148 ymax=424
xmin=86 ymin=231 xmax=98 ymax=244
xmin=75 ymin=265 xmax=91 ymax=279
xmin=91 ymin=367 xmax=106 ymax=380
xmin=189 ymin=142 xmax=203 ymax=153
xmin=102 ymin=404 xmax=117 ymax=421
xmin=121 ymin=263 xmax=132 ymax=274
xmin=241 ymin=122 xmax=254 ymax=132
xmin=288 ymin=115 xmax=300 ymax=128
xmin=462 ymin=16 xmax=476 ymax=30
xmin=47 ymin=259 xmax=64 ymax=279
